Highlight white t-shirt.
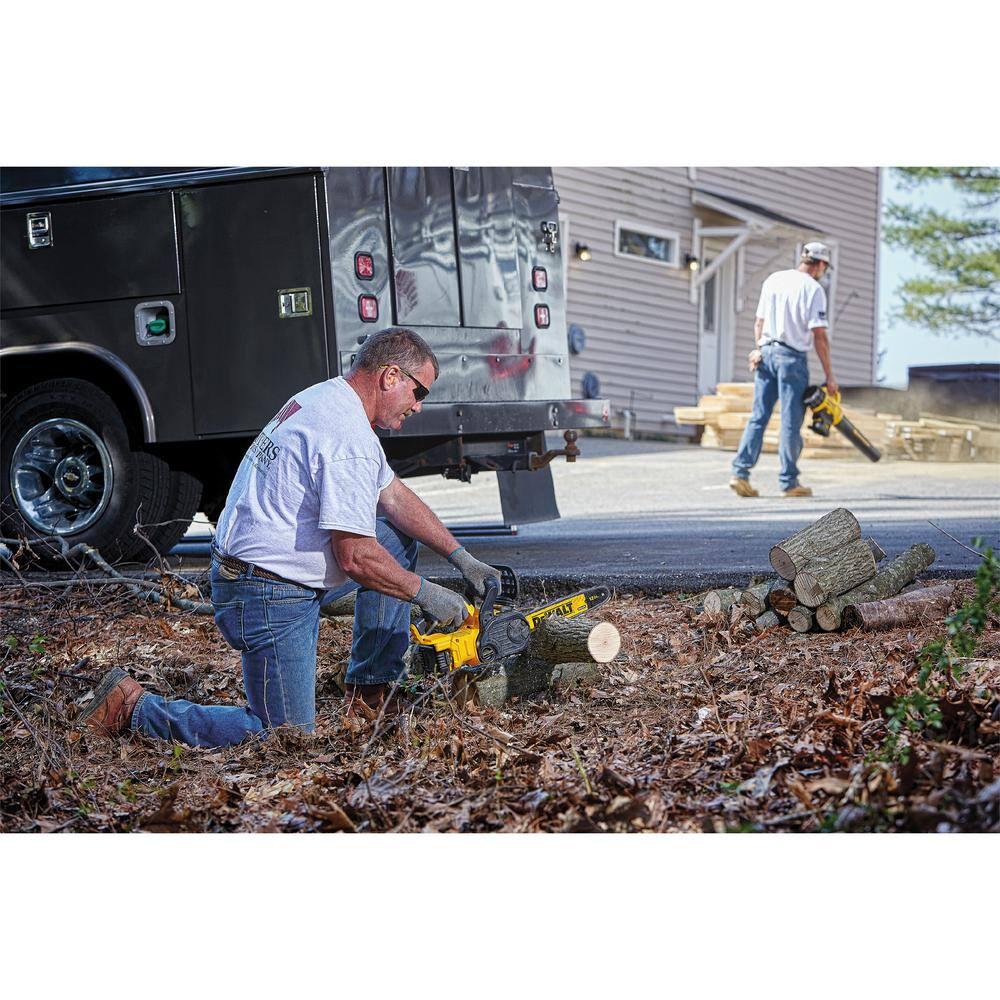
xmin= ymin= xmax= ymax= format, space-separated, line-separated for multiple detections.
xmin=755 ymin=268 xmax=829 ymax=353
xmin=214 ymin=377 xmax=396 ymax=588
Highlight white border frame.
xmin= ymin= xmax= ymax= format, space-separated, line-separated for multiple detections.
xmin=613 ymin=217 xmax=681 ymax=269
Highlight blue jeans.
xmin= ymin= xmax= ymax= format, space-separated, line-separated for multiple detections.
xmin=130 ymin=517 xmax=418 ymax=747
xmin=731 ymin=342 xmax=809 ymax=490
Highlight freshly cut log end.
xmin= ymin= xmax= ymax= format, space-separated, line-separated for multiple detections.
xmin=586 ymin=622 xmax=621 ymax=664
xmin=843 ymin=584 xmax=955 ymax=631
xmin=769 ymin=507 xmax=861 ymax=579
xmin=815 ymin=604 xmax=842 ymax=632
xmin=703 ymin=588 xmax=742 ymax=615
xmin=787 ymin=606 xmax=814 ymax=633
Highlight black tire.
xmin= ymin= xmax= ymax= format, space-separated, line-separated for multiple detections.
xmin=141 ymin=466 xmax=203 ymax=558
xmin=1 ymin=378 xmax=178 ymax=565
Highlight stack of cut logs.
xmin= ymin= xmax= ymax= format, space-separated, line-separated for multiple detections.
xmin=703 ymin=507 xmax=953 ymax=633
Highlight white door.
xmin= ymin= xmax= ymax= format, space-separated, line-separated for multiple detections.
xmin=696 ymin=244 xmax=736 ymax=395
xmin=697 ymin=255 xmax=720 ymax=396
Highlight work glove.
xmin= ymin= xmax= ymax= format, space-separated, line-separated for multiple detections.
xmin=413 ymin=578 xmax=472 ymax=627
xmin=447 ymin=546 xmax=500 ymax=599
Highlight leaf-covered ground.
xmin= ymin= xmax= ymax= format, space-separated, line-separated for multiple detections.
xmin=2 ymin=576 xmax=997 ymax=833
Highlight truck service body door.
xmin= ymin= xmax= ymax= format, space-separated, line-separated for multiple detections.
xmin=181 ymin=174 xmax=328 ymax=436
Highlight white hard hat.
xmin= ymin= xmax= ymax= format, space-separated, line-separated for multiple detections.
xmin=802 ymin=241 xmax=833 ymax=268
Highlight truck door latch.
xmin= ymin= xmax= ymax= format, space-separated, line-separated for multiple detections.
xmin=540 ymin=220 xmax=559 ymax=254
xmin=27 ymin=212 xmax=53 ymax=249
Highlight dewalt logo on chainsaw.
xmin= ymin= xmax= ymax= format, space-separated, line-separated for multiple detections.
xmin=526 ymin=593 xmax=595 ymax=629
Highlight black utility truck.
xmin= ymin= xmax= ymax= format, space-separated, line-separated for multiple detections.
xmin=1 ymin=167 xmax=608 ymax=562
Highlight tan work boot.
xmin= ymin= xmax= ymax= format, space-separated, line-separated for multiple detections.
xmin=729 ymin=477 xmax=759 ymax=498
xmin=78 ymin=667 xmax=144 ymax=736
xmin=783 ymin=484 xmax=813 ymax=497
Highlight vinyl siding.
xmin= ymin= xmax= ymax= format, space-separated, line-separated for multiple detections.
xmin=553 ymin=167 xmax=879 ymax=436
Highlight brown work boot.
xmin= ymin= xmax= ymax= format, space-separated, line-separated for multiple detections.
xmin=729 ymin=477 xmax=759 ymax=498
xmin=78 ymin=666 xmax=144 ymax=736
xmin=343 ymin=682 xmax=408 ymax=720
xmin=783 ymin=484 xmax=813 ymax=497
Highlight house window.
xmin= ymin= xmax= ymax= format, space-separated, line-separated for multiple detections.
xmin=613 ymin=219 xmax=680 ymax=268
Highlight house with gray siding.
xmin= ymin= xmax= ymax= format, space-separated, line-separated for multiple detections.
xmin=553 ymin=167 xmax=881 ymax=437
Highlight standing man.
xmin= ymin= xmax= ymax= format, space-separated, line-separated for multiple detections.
xmin=80 ymin=328 xmax=501 ymax=746
xmin=729 ymin=241 xmax=838 ymax=498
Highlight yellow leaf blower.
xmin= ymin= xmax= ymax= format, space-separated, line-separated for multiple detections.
xmin=803 ymin=384 xmax=881 ymax=462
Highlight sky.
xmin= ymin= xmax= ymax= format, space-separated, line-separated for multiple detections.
xmin=876 ymin=168 xmax=999 ymax=386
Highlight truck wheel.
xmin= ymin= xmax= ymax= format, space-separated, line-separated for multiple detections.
xmin=1 ymin=378 xmax=177 ymax=565
xmin=142 ymin=466 xmax=203 ymax=557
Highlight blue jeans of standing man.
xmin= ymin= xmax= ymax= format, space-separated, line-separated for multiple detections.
xmin=731 ymin=341 xmax=809 ymax=491
xmin=129 ymin=517 xmax=418 ymax=747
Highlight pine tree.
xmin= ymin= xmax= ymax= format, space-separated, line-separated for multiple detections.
xmin=883 ymin=167 xmax=999 ymax=341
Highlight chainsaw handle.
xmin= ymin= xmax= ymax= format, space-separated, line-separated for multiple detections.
xmin=409 ymin=602 xmax=477 ymax=644
xmin=462 ymin=564 xmax=519 ymax=606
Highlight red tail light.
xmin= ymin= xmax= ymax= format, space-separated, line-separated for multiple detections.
xmin=532 ymin=266 xmax=548 ymax=291
xmin=355 ymin=252 xmax=374 ymax=280
xmin=534 ymin=304 xmax=550 ymax=328
xmin=358 ymin=295 xmax=379 ymax=322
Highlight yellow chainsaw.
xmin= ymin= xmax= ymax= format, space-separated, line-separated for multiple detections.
xmin=803 ymin=384 xmax=881 ymax=462
xmin=410 ymin=566 xmax=610 ymax=673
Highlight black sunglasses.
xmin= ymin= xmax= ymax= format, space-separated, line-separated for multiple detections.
xmin=380 ymin=364 xmax=429 ymax=402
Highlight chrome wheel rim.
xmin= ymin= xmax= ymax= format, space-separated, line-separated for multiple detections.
xmin=10 ymin=418 xmax=114 ymax=535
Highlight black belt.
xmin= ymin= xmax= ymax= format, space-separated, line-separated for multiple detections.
xmin=211 ymin=547 xmax=302 ymax=586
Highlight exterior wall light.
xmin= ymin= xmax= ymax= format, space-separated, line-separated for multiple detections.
xmin=685 ymin=253 xmax=700 ymax=272
xmin=575 ymin=242 xmax=592 ymax=262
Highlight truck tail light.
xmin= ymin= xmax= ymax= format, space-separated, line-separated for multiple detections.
xmin=355 ymin=252 xmax=374 ymax=280
xmin=534 ymin=304 xmax=550 ymax=328
xmin=358 ymin=295 xmax=379 ymax=322
xmin=532 ymin=266 xmax=547 ymax=291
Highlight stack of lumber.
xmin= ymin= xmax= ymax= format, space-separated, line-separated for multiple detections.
xmin=700 ymin=507 xmax=949 ymax=633
xmin=883 ymin=415 xmax=1000 ymax=463
xmin=674 ymin=385 xmax=999 ymax=463
xmin=675 ymin=383 xmax=757 ymax=451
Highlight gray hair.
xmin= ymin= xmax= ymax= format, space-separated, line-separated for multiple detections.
xmin=351 ymin=327 xmax=439 ymax=379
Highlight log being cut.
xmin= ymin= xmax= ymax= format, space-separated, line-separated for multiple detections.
xmin=769 ymin=507 xmax=861 ymax=580
xmin=842 ymin=584 xmax=955 ymax=631
xmin=793 ymin=537 xmax=878 ymax=608
xmin=525 ymin=615 xmax=621 ymax=665
xmin=815 ymin=543 xmax=937 ymax=631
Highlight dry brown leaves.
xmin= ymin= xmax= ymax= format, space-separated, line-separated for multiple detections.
xmin=1 ymin=579 xmax=997 ymax=833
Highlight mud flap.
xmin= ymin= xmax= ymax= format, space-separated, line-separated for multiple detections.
xmin=496 ymin=466 xmax=560 ymax=525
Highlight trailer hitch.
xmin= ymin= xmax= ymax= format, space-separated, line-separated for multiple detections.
xmin=528 ymin=430 xmax=580 ymax=470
